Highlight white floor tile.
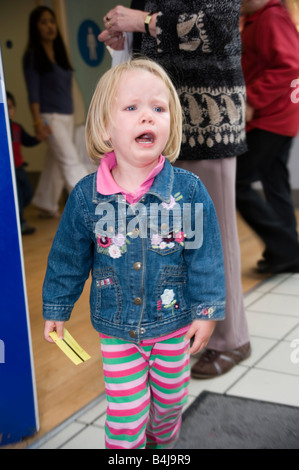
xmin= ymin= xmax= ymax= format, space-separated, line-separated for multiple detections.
xmin=38 ymin=422 xmax=85 ymax=449
xmin=244 ymin=291 xmax=264 ymax=308
xmin=271 ymin=276 xmax=299 ymax=296
xmin=285 ymin=323 xmax=299 ymax=341
xmin=254 ymin=274 xmax=290 ymax=293
xmin=227 ymin=368 xmax=299 ymax=407
xmin=247 ymin=293 xmax=299 ymax=317
xmin=255 ymin=340 xmax=299 ymax=376
xmin=242 ymin=336 xmax=276 ymax=366
xmin=61 ymin=424 xmax=105 ymax=449
xmin=246 ymin=311 xmax=299 ymax=340
xmin=188 ymin=365 xmax=247 ymax=397
xmin=76 ymin=399 xmax=107 ymax=425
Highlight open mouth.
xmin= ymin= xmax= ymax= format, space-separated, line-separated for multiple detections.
xmin=135 ymin=133 xmax=155 ymax=144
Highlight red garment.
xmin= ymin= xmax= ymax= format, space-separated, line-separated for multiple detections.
xmin=11 ymin=121 xmax=24 ymax=168
xmin=242 ymin=0 xmax=299 ymax=136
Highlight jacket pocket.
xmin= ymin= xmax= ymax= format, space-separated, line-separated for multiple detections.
xmin=147 ymin=215 xmax=185 ymax=256
xmin=91 ymin=267 xmax=122 ymax=323
xmin=156 ymin=266 xmax=188 ymax=320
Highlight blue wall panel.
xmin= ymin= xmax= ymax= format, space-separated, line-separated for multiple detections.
xmin=0 ymin=48 xmax=38 ymax=446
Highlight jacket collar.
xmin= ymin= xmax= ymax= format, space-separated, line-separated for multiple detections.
xmin=92 ymin=158 xmax=174 ymax=205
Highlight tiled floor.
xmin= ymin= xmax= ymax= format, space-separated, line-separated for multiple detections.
xmin=28 ymin=273 xmax=299 ymax=449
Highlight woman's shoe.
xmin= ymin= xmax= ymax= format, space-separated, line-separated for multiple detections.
xmin=191 ymin=342 xmax=251 ymax=379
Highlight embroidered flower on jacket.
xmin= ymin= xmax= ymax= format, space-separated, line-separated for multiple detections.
xmin=202 ymin=306 xmax=216 ymax=318
xmin=112 ymin=233 xmax=126 ymax=247
xmin=151 ymin=233 xmax=163 ymax=246
xmin=161 ymin=192 xmax=183 ymax=210
xmin=161 ymin=289 xmax=177 ymax=315
xmin=108 ymin=244 xmax=122 ymax=259
xmin=175 ymin=231 xmax=185 ymax=244
xmin=96 ymin=232 xmax=128 ymax=258
xmin=162 ymin=195 xmax=176 ymax=210
xmin=97 ymin=236 xmax=112 ymax=248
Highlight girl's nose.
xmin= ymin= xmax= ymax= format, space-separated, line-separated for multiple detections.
xmin=140 ymin=110 xmax=154 ymax=124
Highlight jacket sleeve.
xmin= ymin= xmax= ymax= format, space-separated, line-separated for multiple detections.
xmin=182 ymin=178 xmax=226 ymax=321
xmin=20 ymin=125 xmax=40 ymax=147
xmin=42 ymin=183 xmax=94 ymax=321
xmin=155 ymin=0 xmax=241 ymax=54
xmin=245 ymin=10 xmax=299 ymax=110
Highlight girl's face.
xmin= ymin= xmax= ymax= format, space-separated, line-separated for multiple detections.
xmin=37 ymin=10 xmax=57 ymax=42
xmin=107 ymin=69 xmax=171 ymax=170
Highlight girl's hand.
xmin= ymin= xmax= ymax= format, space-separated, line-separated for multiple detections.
xmin=185 ymin=320 xmax=216 ymax=355
xmin=44 ymin=320 xmax=65 ymax=343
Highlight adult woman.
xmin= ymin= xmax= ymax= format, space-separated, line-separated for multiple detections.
xmin=23 ymin=6 xmax=88 ymax=217
xmin=99 ymin=1 xmax=251 ymax=379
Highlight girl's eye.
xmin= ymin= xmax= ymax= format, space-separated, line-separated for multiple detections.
xmin=154 ymin=106 xmax=163 ymax=112
xmin=126 ymin=105 xmax=136 ymax=111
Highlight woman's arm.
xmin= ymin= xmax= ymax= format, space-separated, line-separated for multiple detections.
xmin=29 ymin=102 xmax=52 ymax=140
xmin=98 ymin=5 xmax=158 ymax=49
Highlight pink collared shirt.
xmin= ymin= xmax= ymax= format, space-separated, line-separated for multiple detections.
xmin=97 ymin=152 xmax=165 ymax=204
xmin=97 ymin=152 xmax=190 ymax=345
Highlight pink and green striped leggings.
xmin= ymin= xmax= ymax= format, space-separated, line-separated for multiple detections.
xmin=100 ymin=334 xmax=190 ymax=449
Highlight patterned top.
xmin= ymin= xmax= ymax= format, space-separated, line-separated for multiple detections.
xmin=140 ymin=0 xmax=247 ymax=160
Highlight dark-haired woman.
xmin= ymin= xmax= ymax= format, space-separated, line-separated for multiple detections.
xmin=23 ymin=6 xmax=88 ymax=217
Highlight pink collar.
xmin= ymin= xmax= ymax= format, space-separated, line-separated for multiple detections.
xmin=96 ymin=152 xmax=165 ymax=204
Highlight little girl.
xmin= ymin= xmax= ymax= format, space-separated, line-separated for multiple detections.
xmin=43 ymin=58 xmax=226 ymax=449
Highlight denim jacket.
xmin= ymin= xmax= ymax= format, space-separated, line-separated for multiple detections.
xmin=43 ymin=160 xmax=225 ymax=343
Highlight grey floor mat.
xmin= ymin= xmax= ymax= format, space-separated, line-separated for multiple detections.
xmin=175 ymin=391 xmax=299 ymax=449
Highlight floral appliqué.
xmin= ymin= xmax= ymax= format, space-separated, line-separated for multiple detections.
xmin=160 ymin=289 xmax=179 ymax=315
xmin=202 ymin=306 xmax=216 ymax=318
xmin=96 ymin=233 xmax=128 ymax=259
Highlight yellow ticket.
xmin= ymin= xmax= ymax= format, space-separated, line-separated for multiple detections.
xmin=49 ymin=328 xmax=91 ymax=365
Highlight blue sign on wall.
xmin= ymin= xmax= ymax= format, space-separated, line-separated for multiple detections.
xmin=0 ymin=47 xmax=39 ymax=446
xmin=78 ymin=19 xmax=104 ymax=67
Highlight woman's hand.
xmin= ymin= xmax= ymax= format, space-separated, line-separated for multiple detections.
xmin=98 ymin=6 xmax=157 ymax=49
xmin=98 ymin=30 xmax=126 ymax=51
xmin=44 ymin=320 xmax=65 ymax=343
xmin=246 ymin=103 xmax=255 ymax=122
xmin=34 ymin=121 xmax=52 ymax=141
xmin=185 ymin=320 xmax=216 ymax=355
xmin=102 ymin=6 xmax=147 ymax=34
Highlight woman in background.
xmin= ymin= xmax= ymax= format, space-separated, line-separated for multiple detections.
xmin=23 ymin=6 xmax=88 ymax=218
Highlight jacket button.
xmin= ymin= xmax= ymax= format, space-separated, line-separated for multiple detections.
xmin=133 ymin=262 xmax=142 ymax=270
xmin=140 ymin=328 xmax=146 ymax=334
xmin=129 ymin=330 xmax=136 ymax=338
xmin=134 ymin=297 xmax=142 ymax=305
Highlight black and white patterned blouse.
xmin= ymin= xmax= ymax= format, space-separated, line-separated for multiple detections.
xmin=140 ymin=0 xmax=247 ymax=160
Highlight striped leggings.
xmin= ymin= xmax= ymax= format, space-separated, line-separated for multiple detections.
xmin=100 ymin=334 xmax=190 ymax=449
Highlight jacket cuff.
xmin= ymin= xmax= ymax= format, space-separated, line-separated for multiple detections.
xmin=43 ymin=304 xmax=73 ymax=321
xmin=194 ymin=302 xmax=226 ymax=320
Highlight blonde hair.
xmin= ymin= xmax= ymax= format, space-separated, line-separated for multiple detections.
xmin=85 ymin=57 xmax=182 ymax=164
